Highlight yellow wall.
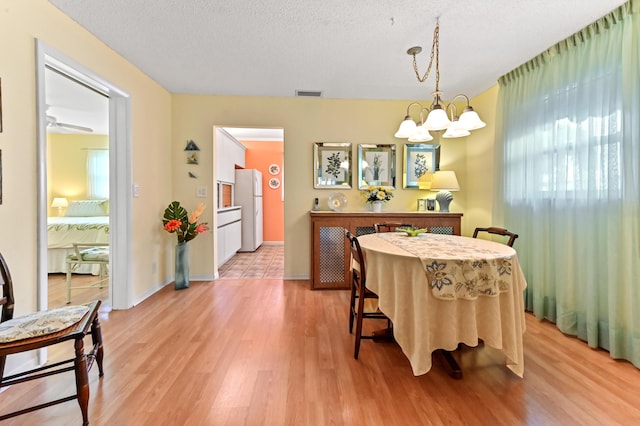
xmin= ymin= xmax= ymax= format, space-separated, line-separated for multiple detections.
xmin=462 ymin=85 xmax=499 ymax=235
xmin=47 ymin=134 xmax=108 ymax=215
xmin=0 ymin=0 xmax=173 ymax=313
xmin=0 ymin=0 xmax=499 ymax=312
xmin=171 ymin=95 xmax=496 ymax=279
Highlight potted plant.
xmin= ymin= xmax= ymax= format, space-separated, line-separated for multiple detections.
xmin=162 ymin=201 xmax=209 ymax=289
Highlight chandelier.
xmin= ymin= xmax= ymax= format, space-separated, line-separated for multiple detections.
xmin=395 ymin=21 xmax=485 ymax=141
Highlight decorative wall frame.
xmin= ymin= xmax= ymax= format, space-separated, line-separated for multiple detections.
xmin=403 ymin=143 xmax=441 ymax=189
xmin=313 ymin=142 xmax=352 ymax=189
xmin=358 ymin=144 xmax=396 ymax=189
xmin=184 ymin=139 xmax=200 ymax=164
xmin=268 ymin=164 xmax=280 ymax=175
xmin=268 ymin=177 xmax=280 ymax=189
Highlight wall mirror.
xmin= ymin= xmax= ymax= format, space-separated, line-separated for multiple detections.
xmin=357 ymin=144 xmax=396 ymax=189
xmin=403 ymin=143 xmax=440 ymax=189
xmin=313 ymin=142 xmax=352 ymax=189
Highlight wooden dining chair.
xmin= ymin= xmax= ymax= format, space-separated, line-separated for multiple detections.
xmin=374 ymin=222 xmax=413 ymax=233
xmin=0 ymin=251 xmax=104 ymax=425
xmin=345 ymin=230 xmax=391 ymax=359
xmin=472 ymin=226 xmax=519 ymax=247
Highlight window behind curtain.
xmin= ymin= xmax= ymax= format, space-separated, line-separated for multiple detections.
xmin=87 ymin=149 xmax=109 ymax=200
xmin=496 ymin=1 xmax=640 ymax=368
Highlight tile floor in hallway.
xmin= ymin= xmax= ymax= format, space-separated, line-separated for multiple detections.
xmin=218 ymin=244 xmax=284 ymax=279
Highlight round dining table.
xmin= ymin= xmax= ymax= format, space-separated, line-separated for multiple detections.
xmin=357 ymin=232 xmax=527 ymax=377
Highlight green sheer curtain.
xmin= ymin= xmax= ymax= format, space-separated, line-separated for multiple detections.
xmin=495 ymin=0 xmax=640 ymax=367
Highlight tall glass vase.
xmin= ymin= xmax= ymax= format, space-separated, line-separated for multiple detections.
xmin=175 ymin=242 xmax=190 ymax=290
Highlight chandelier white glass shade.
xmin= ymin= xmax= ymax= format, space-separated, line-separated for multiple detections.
xmin=395 ymin=103 xmax=434 ymax=141
xmin=395 ymin=21 xmax=486 ymax=140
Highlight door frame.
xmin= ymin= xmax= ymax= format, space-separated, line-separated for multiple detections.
xmin=35 ymin=40 xmax=133 ymax=311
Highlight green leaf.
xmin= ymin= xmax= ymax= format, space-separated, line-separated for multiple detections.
xmin=163 ymin=201 xmax=188 ymax=225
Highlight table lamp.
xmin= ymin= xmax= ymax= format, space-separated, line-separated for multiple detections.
xmin=51 ymin=197 xmax=68 ymax=216
xmin=430 ymin=171 xmax=459 ymax=212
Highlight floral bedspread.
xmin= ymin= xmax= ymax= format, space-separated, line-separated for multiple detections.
xmin=377 ymin=233 xmax=516 ymax=300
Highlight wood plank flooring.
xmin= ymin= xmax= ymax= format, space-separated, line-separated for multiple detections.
xmin=2 ymin=277 xmax=639 ymax=425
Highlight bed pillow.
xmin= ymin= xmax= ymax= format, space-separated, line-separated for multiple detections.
xmin=65 ymin=199 xmax=109 ymax=217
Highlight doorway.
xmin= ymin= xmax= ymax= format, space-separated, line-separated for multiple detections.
xmin=45 ymin=66 xmax=110 ymax=308
xmin=35 ymin=40 xmax=134 ymax=312
xmin=214 ymin=126 xmax=284 ymax=278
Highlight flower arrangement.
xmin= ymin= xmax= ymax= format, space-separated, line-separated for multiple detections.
xmin=361 ymin=186 xmax=394 ymax=203
xmin=163 ymin=201 xmax=209 ymax=243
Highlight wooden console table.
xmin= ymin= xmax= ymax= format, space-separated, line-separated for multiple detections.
xmin=309 ymin=211 xmax=463 ymax=290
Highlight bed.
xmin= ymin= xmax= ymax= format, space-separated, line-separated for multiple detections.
xmin=47 ymin=199 xmax=110 ymax=275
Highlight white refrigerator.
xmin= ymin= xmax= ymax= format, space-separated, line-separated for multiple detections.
xmin=235 ymin=169 xmax=264 ymax=252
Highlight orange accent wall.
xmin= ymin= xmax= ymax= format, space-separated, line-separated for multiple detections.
xmin=243 ymin=140 xmax=284 ymax=242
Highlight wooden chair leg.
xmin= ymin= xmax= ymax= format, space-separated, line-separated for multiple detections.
xmin=0 ymin=355 xmax=5 ymax=386
xmin=74 ymin=338 xmax=90 ymax=426
xmin=66 ymin=265 xmax=73 ymax=304
xmin=353 ymin=297 xmax=366 ymax=360
xmin=91 ymin=316 xmax=105 ymax=376
xmin=349 ymin=287 xmax=356 ymax=333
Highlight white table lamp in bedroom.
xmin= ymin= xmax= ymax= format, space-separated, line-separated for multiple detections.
xmin=51 ymin=197 xmax=68 ymax=216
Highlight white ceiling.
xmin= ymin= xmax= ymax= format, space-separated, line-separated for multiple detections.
xmin=46 ymin=0 xmax=627 ymax=136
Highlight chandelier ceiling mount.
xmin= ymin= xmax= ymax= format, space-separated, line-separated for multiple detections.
xmin=395 ymin=20 xmax=485 ymax=141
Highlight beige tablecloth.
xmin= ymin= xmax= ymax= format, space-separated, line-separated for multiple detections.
xmin=357 ymin=233 xmax=527 ymax=377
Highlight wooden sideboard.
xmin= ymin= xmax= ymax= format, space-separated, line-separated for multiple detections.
xmin=310 ymin=211 xmax=463 ymax=290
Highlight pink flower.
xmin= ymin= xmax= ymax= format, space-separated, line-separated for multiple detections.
xmin=195 ymin=223 xmax=209 ymax=234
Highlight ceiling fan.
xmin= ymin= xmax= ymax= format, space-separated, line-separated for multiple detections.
xmin=46 ymin=114 xmax=94 ymax=133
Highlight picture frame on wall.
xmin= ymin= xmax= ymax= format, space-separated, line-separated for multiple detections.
xmin=313 ymin=142 xmax=352 ymax=189
xmin=403 ymin=143 xmax=441 ymax=189
xmin=357 ymin=144 xmax=396 ymax=189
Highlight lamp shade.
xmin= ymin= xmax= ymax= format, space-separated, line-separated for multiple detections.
xmin=442 ymin=120 xmax=471 ymax=139
xmin=458 ymin=108 xmax=486 ymax=130
xmin=430 ymin=171 xmax=460 ymax=191
xmin=394 ymin=117 xmax=417 ymax=138
xmin=408 ymin=126 xmax=434 ymax=142
xmin=51 ymin=197 xmax=69 ymax=208
xmin=424 ymin=107 xmax=452 ymax=131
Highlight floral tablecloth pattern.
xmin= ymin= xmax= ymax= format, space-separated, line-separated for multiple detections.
xmin=377 ymin=233 xmax=516 ymax=300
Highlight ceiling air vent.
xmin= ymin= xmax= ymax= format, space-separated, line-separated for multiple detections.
xmin=295 ymin=90 xmax=323 ymax=97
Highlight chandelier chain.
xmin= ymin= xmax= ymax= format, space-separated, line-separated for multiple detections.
xmin=412 ymin=23 xmax=440 ymax=91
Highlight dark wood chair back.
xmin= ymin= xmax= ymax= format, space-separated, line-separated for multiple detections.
xmin=344 ymin=230 xmax=391 ymax=359
xmin=472 ymin=227 xmax=519 ymax=247
xmin=374 ymin=222 xmax=414 ymax=233
xmin=0 ymin=252 xmax=15 ymax=324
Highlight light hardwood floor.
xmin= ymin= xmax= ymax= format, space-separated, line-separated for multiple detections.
xmin=2 ymin=277 xmax=640 ymax=425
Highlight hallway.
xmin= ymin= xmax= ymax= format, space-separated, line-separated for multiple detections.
xmin=218 ymin=244 xmax=284 ymax=279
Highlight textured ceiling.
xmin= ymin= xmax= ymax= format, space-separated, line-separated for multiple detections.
xmin=45 ymin=0 xmax=627 ymax=136
xmin=48 ymin=0 xmax=626 ymax=101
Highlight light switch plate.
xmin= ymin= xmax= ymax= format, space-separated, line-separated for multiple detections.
xmin=197 ymin=187 xmax=207 ymax=198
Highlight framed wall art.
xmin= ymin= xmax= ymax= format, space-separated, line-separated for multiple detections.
xmin=313 ymin=142 xmax=352 ymax=189
xmin=358 ymin=144 xmax=396 ymax=189
xmin=268 ymin=177 xmax=280 ymax=189
xmin=269 ymin=164 xmax=280 ymax=175
xmin=403 ymin=143 xmax=441 ymax=189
